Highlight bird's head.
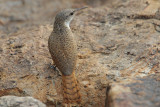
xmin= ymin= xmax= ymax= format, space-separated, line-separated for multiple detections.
xmin=54 ymin=7 xmax=87 ymax=28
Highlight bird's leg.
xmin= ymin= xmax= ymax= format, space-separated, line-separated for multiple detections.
xmin=50 ymin=63 xmax=57 ymax=71
xmin=49 ymin=63 xmax=62 ymax=79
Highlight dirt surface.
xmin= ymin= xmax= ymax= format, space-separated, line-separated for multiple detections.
xmin=0 ymin=0 xmax=160 ymax=107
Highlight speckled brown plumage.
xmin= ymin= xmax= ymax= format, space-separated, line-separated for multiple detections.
xmin=48 ymin=8 xmax=87 ymax=104
xmin=48 ymin=17 xmax=77 ymax=76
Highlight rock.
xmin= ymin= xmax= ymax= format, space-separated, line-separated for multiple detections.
xmin=0 ymin=96 xmax=46 ymax=107
xmin=0 ymin=0 xmax=160 ymax=107
xmin=105 ymin=75 xmax=160 ymax=107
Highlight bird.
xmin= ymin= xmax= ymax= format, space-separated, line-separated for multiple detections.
xmin=48 ymin=7 xmax=87 ymax=105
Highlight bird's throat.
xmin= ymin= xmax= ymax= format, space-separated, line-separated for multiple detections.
xmin=64 ymin=21 xmax=70 ymax=29
xmin=64 ymin=17 xmax=73 ymax=29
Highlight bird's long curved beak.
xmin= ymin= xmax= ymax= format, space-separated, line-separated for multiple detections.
xmin=74 ymin=6 xmax=88 ymax=12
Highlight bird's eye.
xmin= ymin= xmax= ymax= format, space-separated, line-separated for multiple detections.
xmin=70 ymin=12 xmax=74 ymax=15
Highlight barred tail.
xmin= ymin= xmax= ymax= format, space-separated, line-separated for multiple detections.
xmin=62 ymin=71 xmax=81 ymax=104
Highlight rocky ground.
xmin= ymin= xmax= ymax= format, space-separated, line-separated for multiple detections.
xmin=0 ymin=0 xmax=160 ymax=107
xmin=0 ymin=96 xmax=46 ymax=107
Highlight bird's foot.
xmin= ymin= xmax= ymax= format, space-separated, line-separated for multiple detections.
xmin=50 ymin=64 xmax=57 ymax=71
xmin=49 ymin=63 xmax=62 ymax=77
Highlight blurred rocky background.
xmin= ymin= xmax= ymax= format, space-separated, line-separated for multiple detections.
xmin=0 ymin=0 xmax=160 ymax=107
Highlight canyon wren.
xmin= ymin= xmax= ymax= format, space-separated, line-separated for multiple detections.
xmin=48 ymin=7 xmax=87 ymax=104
